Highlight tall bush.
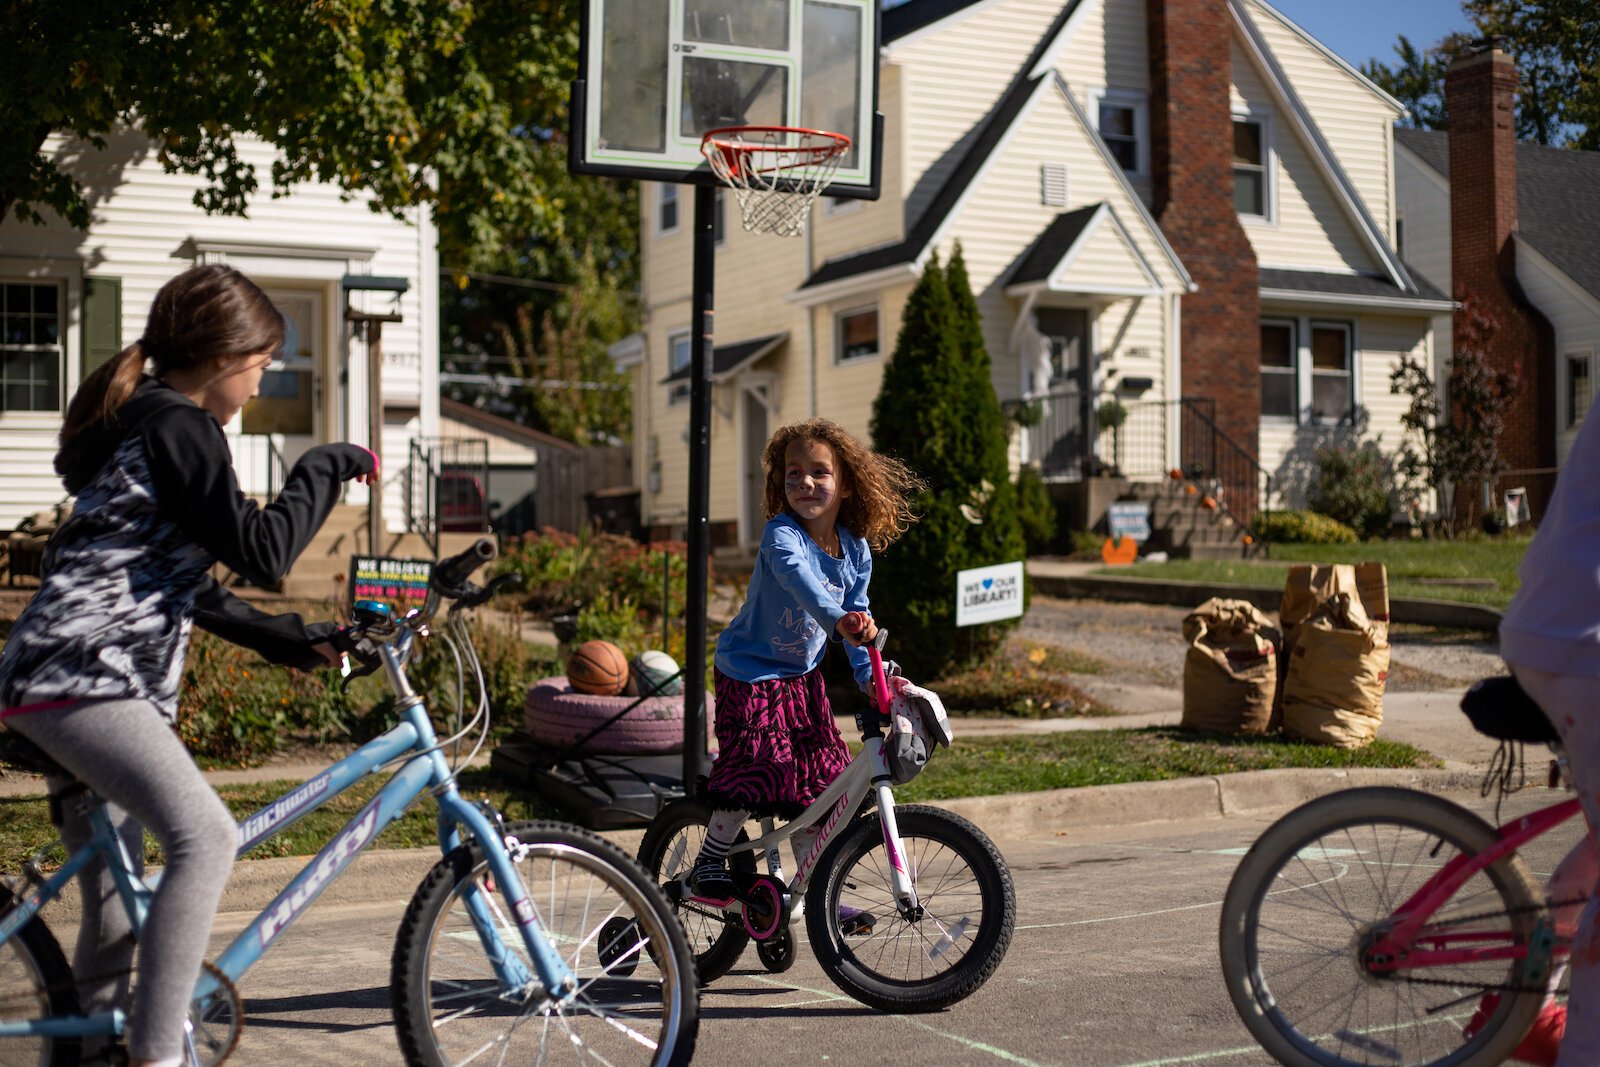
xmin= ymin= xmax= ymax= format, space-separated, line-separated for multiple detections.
xmin=1309 ymin=441 xmax=1392 ymax=539
xmin=1016 ymin=465 xmax=1058 ymax=554
xmin=870 ymin=246 xmax=1026 ymax=680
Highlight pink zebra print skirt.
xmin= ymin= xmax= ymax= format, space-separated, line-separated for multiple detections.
xmin=703 ymin=667 xmax=851 ymax=818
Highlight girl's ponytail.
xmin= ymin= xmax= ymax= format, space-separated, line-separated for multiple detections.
xmin=59 ymin=343 xmax=147 ymax=450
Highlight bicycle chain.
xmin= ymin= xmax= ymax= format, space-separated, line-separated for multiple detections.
xmin=1379 ymin=894 xmax=1586 ymax=994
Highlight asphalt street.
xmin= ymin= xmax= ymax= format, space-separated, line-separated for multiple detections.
xmin=53 ymin=784 xmax=1577 ymax=1066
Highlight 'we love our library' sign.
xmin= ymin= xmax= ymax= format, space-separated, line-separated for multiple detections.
xmin=955 ymin=561 xmax=1025 ymax=627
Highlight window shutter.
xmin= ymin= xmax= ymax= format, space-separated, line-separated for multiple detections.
xmin=82 ymin=276 xmax=122 ymax=378
xmin=1040 ymin=163 xmax=1068 ymax=207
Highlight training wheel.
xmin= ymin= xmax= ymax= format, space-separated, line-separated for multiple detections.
xmin=757 ymin=927 xmax=796 ymax=973
xmin=598 ymin=916 xmax=642 ymax=978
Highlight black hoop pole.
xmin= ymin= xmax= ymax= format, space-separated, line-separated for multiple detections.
xmin=683 ymin=185 xmax=716 ymax=789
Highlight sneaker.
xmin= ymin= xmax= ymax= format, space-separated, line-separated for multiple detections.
xmin=838 ymin=905 xmax=876 ymax=937
xmin=1463 ymin=993 xmax=1565 ymax=1066
xmin=688 ymin=856 xmax=734 ymax=900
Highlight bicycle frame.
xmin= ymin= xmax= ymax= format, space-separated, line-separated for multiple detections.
xmin=0 ymin=624 xmax=576 ymax=1044
xmin=718 ymin=643 xmax=918 ymax=916
xmin=1363 ymin=796 xmax=1583 ymax=977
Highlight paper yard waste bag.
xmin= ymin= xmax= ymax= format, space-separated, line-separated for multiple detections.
xmin=1273 ymin=562 xmax=1389 ymax=729
xmin=1282 ymin=592 xmax=1390 ymax=748
xmin=1181 ymin=598 xmax=1280 ymax=734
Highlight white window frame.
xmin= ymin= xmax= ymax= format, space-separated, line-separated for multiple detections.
xmin=666 ymin=330 xmax=692 ymax=405
xmin=1091 ymin=88 xmax=1149 ymax=177
xmin=0 ymin=275 xmax=70 ymax=419
xmin=835 ymin=305 xmax=881 ymax=364
xmin=824 ymin=195 xmax=861 ymax=218
xmin=1564 ymin=349 xmax=1596 ymax=430
xmin=1231 ymin=111 xmax=1276 ymax=223
xmin=1307 ymin=319 xmax=1355 ymax=425
xmin=1259 ymin=318 xmax=1297 ymax=422
xmin=657 ymin=184 xmax=680 ymax=236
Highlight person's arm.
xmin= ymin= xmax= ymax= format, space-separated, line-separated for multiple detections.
xmin=763 ymin=523 xmax=851 ymax=638
xmin=142 ymin=406 xmax=375 ymax=586
xmin=191 ymin=575 xmax=339 ymax=670
xmin=841 ymin=547 xmax=874 ymax=687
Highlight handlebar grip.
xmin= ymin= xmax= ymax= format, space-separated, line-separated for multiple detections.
xmin=430 ymin=537 xmax=497 ymax=592
xmin=841 ymin=611 xmax=868 ymax=634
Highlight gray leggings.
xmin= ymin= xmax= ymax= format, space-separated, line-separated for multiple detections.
xmin=7 ymin=699 xmax=237 ymax=1061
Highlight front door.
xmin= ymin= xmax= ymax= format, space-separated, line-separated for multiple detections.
xmin=237 ymin=288 xmax=325 ymax=495
xmin=1034 ymin=307 xmax=1091 ymax=477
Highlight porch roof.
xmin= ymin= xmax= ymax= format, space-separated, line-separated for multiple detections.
xmin=1258 ymin=268 xmax=1453 ymax=312
xmin=1005 ymin=203 xmax=1164 ymax=297
xmin=660 ymin=332 xmax=788 ymax=385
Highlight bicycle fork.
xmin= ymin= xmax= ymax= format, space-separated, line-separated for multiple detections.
xmin=873 ymin=779 xmax=920 ymax=919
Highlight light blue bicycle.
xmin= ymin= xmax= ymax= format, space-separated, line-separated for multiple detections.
xmin=0 ymin=538 xmax=698 ymax=1066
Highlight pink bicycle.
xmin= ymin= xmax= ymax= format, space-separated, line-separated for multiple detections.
xmin=1220 ymin=675 xmax=1578 ymax=1067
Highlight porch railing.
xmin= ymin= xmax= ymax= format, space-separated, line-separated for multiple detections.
xmin=1023 ymin=389 xmax=1271 ymax=538
xmin=231 ymin=434 xmax=287 ymax=502
xmin=405 ymin=437 xmax=491 ymax=556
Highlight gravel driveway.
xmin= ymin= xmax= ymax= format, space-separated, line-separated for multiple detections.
xmin=1019 ymin=596 xmax=1504 ymax=712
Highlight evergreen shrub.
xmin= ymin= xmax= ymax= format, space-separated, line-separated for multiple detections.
xmin=870 ymin=247 xmax=1027 ymax=680
xmin=1251 ymin=509 xmax=1359 ymax=545
xmin=1310 ymin=441 xmax=1393 ymax=539
xmin=1016 ymin=465 xmax=1058 ymax=555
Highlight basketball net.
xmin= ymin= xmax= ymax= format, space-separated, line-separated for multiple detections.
xmin=700 ymin=126 xmax=851 ymax=238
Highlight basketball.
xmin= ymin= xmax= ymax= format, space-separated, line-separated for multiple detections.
xmin=625 ymin=650 xmax=684 ymax=697
xmin=566 ymin=640 xmax=629 ymax=696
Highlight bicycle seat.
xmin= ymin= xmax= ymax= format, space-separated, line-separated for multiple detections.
xmin=1459 ymin=675 xmax=1560 ymax=744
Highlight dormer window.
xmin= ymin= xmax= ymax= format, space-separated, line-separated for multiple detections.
xmin=1094 ymin=90 xmax=1148 ymax=175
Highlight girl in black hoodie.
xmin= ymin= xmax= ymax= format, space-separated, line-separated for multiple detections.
xmin=0 ymin=264 xmax=376 ymax=1067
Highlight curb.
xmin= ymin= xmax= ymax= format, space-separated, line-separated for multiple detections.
xmin=180 ymin=766 xmax=1479 ymax=916
xmin=1032 ymin=573 xmax=1505 ymax=632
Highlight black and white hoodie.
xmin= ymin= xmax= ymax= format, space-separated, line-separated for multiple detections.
xmin=0 ymin=376 xmax=374 ymax=721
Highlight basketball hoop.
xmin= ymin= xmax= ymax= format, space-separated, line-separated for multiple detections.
xmin=700 ymin=126 xmax=851 ymax=238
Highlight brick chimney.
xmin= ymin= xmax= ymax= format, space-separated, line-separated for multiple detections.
xmin=1147 ymin=0 xmax=1261 ymax=460
xmin=1444 ymin=39 xmax=1555 ymax=488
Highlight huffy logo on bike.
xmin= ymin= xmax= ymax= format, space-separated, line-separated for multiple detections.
xmin=258 ymin=803 xmax=380 ymax=947
xmin=955 ymin=561 xmax=1024 ymax=628
xmin=237 ymin=773 xmax=333 ymax=852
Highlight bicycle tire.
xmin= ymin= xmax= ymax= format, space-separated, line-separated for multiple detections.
xmin=805 ymin=805 xmax=1014 ymax=1013
xmin=636 ymin=799 xmax=755 ymax=983
xmin=1219 ymin=787 xmax=1548 ymax=1067
xmin=0 ymin=887 xmax=83 ymax=1067
xmin=391 ymin=820 xmax=698 ymax=1067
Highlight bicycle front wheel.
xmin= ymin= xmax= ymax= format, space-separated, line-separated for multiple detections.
xmin=391 ymin=820 xmax=698 ymax=1067
xmin=805 ymin=806 xmax=1014 ymax=1012
xmin=1220 ymin=787 xmax=1548 ymax=1067
xmin=0 ymin=887 xmax=82 ymax=1067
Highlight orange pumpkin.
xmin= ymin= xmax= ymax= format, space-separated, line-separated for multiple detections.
xmin=1100 ymin=536 xmax=1139 ymax=565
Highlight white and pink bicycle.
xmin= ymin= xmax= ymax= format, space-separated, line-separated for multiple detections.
xmin=636 ymin=614 xmax=1015 ymax=1012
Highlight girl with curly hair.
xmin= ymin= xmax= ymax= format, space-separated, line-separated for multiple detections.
xmin=688 ymin=418 xmax=923 ymax=904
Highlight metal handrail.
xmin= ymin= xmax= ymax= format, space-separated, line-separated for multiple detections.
xmin=1178 ymin=398 xmax=1271 ymax=551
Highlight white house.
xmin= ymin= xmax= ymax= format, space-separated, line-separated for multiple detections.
xmin=621 ymin=0 xmax=1452 ymax=549
xmin=0 ymin=126 xmax=441 ymax=550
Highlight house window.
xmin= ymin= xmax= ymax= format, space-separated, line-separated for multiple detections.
xmin=1569 ymin=354 xmax=1593 ymax=429
xmin=667 ymin=331 xmax=691 ymax=404
xmin=836 ymin=307 xmax=879 ymax=362
xmin=658 ymin=185 xmax=679 ymax=235
xmin=1 ymin=282 xmax=63 ymax=413
xmin=1096 ymin=93 xmax=1146 ymax=174
xmin=1233 ymin=119 xmax=1267 ymax=217
xmin=714 ymin=189 xmax=727 ymax=246
xmin=1260 ymin=320 xmax=1296 ymax=418
xmin=824 ymin=195 xmax=860 ymax=217
xmin=1310 ymin=321 xmax=1353 ymax=421
xmin=1040 ymin=163 xmax=1068 ymax=207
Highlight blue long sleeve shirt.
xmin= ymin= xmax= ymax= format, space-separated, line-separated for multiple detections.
xmin=715 ymin=514 xmax=873 ymax=687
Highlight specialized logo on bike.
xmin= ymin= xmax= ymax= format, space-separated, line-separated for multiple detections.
xmin=237 ymin=773 xmax=333 ymax=852
xmin=258 ymin=802 xmax=380 ymax=947
xmin=795 ymin=793 xmax=854 ymax=885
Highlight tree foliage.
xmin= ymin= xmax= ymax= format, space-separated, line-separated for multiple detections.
xmin=1363 ymin=4 xmax=1598 ymax=147
xmin=1389 ymin=291 xmax=1522 ymax=530
xmin=870 ymin=246 xmax=1026 ymax=681
xmin=3 ymin=0 xmax=584 ymax=267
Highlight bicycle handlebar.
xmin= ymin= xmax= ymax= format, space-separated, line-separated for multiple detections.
xmin=430 ymin=537 xmax=498 ymax=593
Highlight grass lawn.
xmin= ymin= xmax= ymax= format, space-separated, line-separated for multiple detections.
xmin=0 ymin=728 xmax=1436 ymax=871
xmin=1099 ymin=537 xmax=1531 ymax=609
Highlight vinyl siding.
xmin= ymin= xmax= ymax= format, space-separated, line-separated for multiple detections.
xmin=892 ymin=0 xmax=1071 ymax=222
xmin=812 ymin=63 xmax=906 ymax=262
xmin=1242 ymin=0 xmax=1400 ymax=244
xmin=1055 ymin=216 xmax=1159 ymax=293
xmin=1517 ymin=246 xmax=1600 ymax=466
xmin=0 ymin=127 xmax=435 ymax=530
xmin=1231 ymin=38 xmax=1382 ymax=274
xmin=1395 ymin=146 xmax=1452 ymax=295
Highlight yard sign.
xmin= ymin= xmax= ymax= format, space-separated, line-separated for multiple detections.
xmin=956 ymin=561 xmax=1025 ymax=627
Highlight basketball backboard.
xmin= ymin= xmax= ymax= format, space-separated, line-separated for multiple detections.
xmin=570 ymin=0 xmax=882 ymax=199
